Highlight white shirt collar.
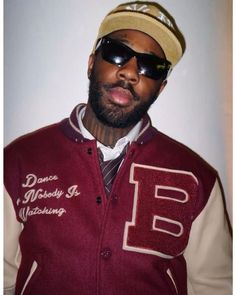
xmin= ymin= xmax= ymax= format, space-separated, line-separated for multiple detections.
xmin=77 ymin=106 xmax=141 ymax=161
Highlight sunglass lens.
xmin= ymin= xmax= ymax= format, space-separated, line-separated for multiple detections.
xmin=101 ymin=40 xmax=130 ymax=66
xmin=138 ymin=55 xmax=169 ymax=80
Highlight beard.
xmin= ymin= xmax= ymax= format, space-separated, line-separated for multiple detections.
xmin=88 ymin=69 xmax=158 ymax=129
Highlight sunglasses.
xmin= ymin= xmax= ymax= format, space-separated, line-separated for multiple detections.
xmin=95 ymin=37 xmax=172 ymax=80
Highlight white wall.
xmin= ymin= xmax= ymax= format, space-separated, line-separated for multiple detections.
xmin=4 ymin=0 xmax=232 ymax=220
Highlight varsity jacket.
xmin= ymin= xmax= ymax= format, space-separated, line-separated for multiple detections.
xmin=4 ymin=104 xmax=232 ymax=295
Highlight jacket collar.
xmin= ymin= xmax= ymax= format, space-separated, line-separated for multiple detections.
xmin=60 ymin=104 xmax=157 ymax=145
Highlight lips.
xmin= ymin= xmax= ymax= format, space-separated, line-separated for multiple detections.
xmin=107 ymin=87 xmax=134 ymax=106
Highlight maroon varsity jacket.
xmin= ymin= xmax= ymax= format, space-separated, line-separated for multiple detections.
xmin=4 ymin=104 xmax=232 ymax=295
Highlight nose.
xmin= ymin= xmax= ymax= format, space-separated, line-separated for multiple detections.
xmin=116 ymin=57 xmax=140 ymax=84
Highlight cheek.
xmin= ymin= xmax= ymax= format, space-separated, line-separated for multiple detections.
xmin=135 ymin=79 xmax=162 ymax=101
xmin=93 ymin=58 xmax=118 ymax=83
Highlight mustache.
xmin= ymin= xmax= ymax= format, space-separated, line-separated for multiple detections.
xmin=103 ymin=80 xmax=140 ymax=101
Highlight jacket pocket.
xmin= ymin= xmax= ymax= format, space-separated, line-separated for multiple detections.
xmin=20 ymin=261 xmax=38 ymax=295
xmin=167 ymin=268 xmax=178 ymax=294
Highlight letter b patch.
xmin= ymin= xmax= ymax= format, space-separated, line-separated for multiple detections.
xmin=123 ymin=164 xmax=198 ymax=258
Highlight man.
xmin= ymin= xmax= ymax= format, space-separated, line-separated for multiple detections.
xmin=4 ymin=1 xmax=232 ymax=295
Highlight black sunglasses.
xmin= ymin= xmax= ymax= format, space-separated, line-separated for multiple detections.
xmin=95 ymin=37 xmax=172 ymax=80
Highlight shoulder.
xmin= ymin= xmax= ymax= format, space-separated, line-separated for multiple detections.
xmin=153 ymin=129 xmax=216 ymax=174
xmin=5 ymin=122 xmax=61 ymax=154
xmin=139 ymin=128 xmax=218 ymax=197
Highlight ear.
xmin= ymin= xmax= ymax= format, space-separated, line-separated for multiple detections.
xmin=158 ymin=79 xmax=167 ymax=96
xmin=154 ymin=80 xmax=167 ymax=102
xmin=87 ymin=54 xmax=95 ymax=79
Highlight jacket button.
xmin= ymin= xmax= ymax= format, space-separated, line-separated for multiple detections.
xmin=111 ymin=194 xmax=118 ymax=204
xmin=87 ymin=147 xmax=93 ymax=155
xmin=96 ymin=196 xmax=102 ymax=204
xmin=100 ymin=248 xmax=112 ymax=260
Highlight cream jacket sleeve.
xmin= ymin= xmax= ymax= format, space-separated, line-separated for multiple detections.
xmin=4 ymin=187 xmax=23 ymax=295
xmin=184 ymin=180 xmax=232 ymax=295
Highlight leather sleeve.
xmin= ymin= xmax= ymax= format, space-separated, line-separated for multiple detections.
xmin=4 ymin=187 xmax=23 ymax=295
xmin=184 ymin=180 xmax=232 ymax=295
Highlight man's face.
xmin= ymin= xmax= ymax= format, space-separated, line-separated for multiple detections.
xmin=88 ymin=29 xmax=167 ymax=128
